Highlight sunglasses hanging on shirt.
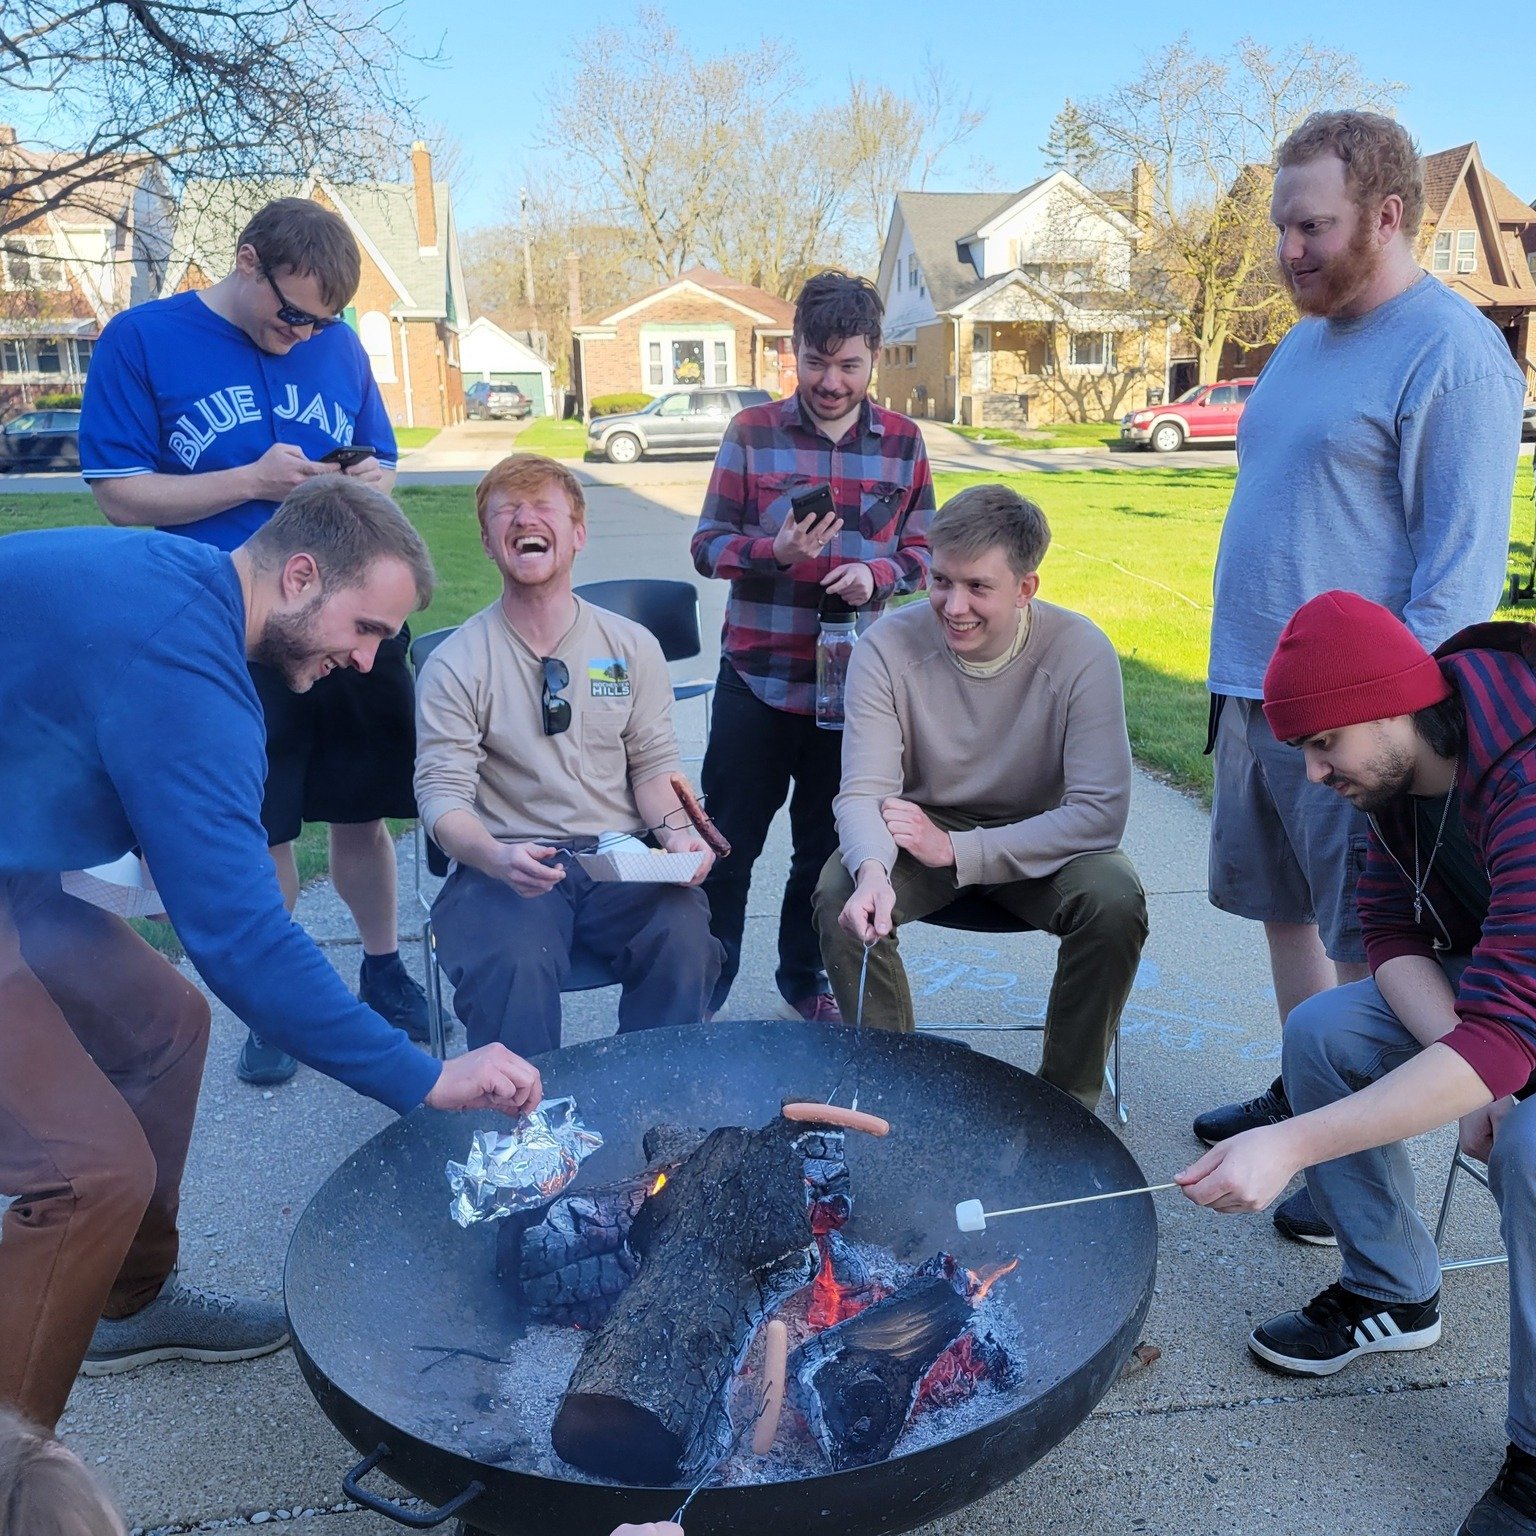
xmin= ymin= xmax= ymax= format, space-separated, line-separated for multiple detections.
xmin=541 ymin=657 xmax=572 ymax=736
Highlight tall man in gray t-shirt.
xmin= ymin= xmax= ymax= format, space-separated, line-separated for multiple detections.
xmin=1199 ymin=111 xmax=1524 ymax=1243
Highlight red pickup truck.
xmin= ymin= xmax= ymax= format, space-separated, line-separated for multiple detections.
xmin=1121 ymin=379 xmax=1256 ymax=452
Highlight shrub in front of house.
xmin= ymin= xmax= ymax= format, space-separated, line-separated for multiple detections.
xmin=35 ymin=392 xmax=84 ymax=408
xmin=590 ymin=393 xmax=653 ymax=417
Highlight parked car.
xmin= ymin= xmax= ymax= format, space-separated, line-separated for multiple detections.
xmin=1120 ymin=379 xmax=1256 ymax=452
xmin=0 ymin=408 xmax=81 ymax=471
xmin=1523 ymin=404 xmax=1536 ymax=442
xmin=587 ymin=387 xmax=773 ymax=464
xmin=465 ymin=381 xmax=533 ymax=421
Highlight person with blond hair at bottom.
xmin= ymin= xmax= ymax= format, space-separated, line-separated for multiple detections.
xmin=0 ymin=1407 xmax=125 ymax=1536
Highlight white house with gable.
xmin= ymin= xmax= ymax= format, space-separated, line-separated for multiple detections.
xmin=875 ymin=170 xmax=1171 ymax=427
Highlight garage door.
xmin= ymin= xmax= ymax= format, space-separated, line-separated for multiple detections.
xmin=507 ymin=371 xmax=548 ymax=415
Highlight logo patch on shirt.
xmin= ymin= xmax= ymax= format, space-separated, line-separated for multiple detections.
xmin=588 ymin=657 xmax=632 ymax=697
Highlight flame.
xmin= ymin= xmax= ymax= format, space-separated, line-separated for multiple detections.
xmin=967 ymin=1257 xmax=1019 ymax=1303
xmin=649 ymin=1171 xmax=668 ymax=1195
xmin=806 ymin=1234 xmax=869 ymax=1331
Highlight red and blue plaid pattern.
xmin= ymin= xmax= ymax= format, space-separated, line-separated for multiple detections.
xmin=691 ymin=395 xmax=934 ymax=715
xmin=1358 ymin=624 xmax=1536 ymax=1097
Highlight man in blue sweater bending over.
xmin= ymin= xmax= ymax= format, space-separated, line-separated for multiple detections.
xmin=0 ymin=479 xmax=542 ymax=1432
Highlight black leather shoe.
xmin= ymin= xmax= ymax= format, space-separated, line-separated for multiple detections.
xmin=1458 ymin=1443 xmax=1536 ymax=1535
xmin=236 ymin=1031 xmax=296 ymax=1086
xmin=1273 ymin=1184 xmax=1337 ymax=1246
xmin=1193 ymin=1074 xmax=1291 ymax=1145
xmin=359 ymin=953 xmax=431 ymax=1043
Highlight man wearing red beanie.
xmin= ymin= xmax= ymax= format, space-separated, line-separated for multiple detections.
xmin=1181 ymin=591 xmax=1536 ymax=1536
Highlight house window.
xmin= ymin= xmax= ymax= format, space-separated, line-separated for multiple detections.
xmin=1457 ymin=230 xmax=1476 ymax=274
xmin=1 ymin=238 xmax=67 ymax=292
xmin=648 ymin=341 xmax=663 ymax=388
xmin=908 ymin=254 xmax=918 ymax=288
xmin=1069 ymin=331 xmax=1116 ymax=369
xmin=712 ymin=339 xmax=729 ymax=385
xmin=1432 ymin=232 xmax=1452 ymax=272
xmin=672 ymin=339 xmax=704 ymax=386
xmin=896 ymin=263 xmax=902 ymax=292
xmin=905 ymin=345 xmax=916 ymax=366
xmin=0 ymin=340 xmax=24 ymax=374
xmin=72 ymin=338 xmax=93 ymax=374
xmin=34 ymin=340 xmax=60 ymax=374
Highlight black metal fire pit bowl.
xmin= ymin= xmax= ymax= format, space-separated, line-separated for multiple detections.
xmin=286 ymin=1019 xmax=1158 ymax=1536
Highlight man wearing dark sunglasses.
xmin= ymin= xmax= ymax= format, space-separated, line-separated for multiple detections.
xmin=415 ymin=454 xmax=723 ymax=1058
xmin=80 ymin=197 xmax=431 ymax=1086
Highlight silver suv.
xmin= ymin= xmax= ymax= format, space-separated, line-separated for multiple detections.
xmin=587 ymin=387 xmax=772 ymax=464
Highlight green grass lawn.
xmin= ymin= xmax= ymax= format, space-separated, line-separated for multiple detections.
xmin=393 ymin=426 xmax=441 ymax=450
xmin=515 ymin=416 xmax=588 ymax=459
xmin=952 ymin=421 xmax=1122 ymax=451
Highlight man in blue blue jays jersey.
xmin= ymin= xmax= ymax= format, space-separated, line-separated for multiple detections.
xmin=81 ymin=198 xmax=431 ymax=1084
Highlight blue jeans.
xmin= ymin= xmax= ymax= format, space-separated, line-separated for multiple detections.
xmin=1283 ymin=966 xmax=1536 ymax=1456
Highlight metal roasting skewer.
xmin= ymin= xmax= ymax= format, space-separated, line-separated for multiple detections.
xmin=955 ymin=1182 xmax=1179 ymax=1233
xmin=849 ymin=938 xmax=872 ymax=1113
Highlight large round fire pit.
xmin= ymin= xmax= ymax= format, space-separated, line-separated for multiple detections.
xmin=286 ymin=1020 xmax=1157 ymax=1535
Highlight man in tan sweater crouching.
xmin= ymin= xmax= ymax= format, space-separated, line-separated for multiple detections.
xmin=813 ymin=485 xmax=1147 ymax=1109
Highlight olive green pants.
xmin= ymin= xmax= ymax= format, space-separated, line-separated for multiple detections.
xmin=812 ymin=813 xmax=1147 ymax=1109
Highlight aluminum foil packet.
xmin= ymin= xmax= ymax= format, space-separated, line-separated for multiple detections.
xmin=446 ymin=1097 xmax=603 ymax=1228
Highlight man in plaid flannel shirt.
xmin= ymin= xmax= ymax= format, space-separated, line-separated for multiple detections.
xmin=690 ymin=271 xmax=934 ymax=1020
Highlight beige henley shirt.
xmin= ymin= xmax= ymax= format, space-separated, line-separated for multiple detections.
xmin=835 ymin=598 xmax=1132 ymax=887
xmin=414 ymin=597 xmax=681 ymax=845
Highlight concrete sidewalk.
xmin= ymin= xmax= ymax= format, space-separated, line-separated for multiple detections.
xmin=56 ymin=474 xmax=1512 ymax=1536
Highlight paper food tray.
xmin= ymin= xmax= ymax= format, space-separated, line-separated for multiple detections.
xmin=575 ymin=848 xmax=705 ymax=884
xmin=61 ymin=853 xmax=166 ymax=919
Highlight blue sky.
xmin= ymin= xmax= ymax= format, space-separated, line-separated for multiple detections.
xmin=398 ymin=0 xmax=1532 ymax=234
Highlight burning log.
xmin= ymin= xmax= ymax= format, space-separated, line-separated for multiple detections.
xmin=551 ymin=1116 xmax=850 ymax=1485
xmin=497 ymin=1125 xmax=704 ymax=1328
xmin=790 ymin=1254 xmax=1017 ymax=1470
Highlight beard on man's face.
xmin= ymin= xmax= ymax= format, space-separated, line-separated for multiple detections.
xmin=1281 ymin=208 xmax=1381 ymax=318
xmin=252 ymin=592 xmax=328 ymax=692
xmin=1321 ymin=739 xmax=1416 ymax=812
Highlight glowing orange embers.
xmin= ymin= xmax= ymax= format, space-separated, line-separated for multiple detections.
xmin=806 ymin=1235 xmax=870 ymax=1331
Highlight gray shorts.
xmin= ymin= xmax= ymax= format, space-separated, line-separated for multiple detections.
xmin=1207 ymin=694 xmax=1368 ymax=963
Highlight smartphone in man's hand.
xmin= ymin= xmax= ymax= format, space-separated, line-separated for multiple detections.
xmin=320 ymin=444 xmax=377 ymax=469
xmin=789 ymin=483 xmax=837 ymax=527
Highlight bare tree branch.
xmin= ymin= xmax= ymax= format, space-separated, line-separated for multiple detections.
xmin=0 ymin=0 xmax=428 ymax=243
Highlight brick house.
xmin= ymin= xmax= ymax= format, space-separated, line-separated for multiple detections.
xmin=1210 ymin=142 xmax=1536 ymax=394
xmin=875 ymin=172 xmax=1172 ymax=428
xmin=571 ymin=267 xmax=795 ymax=417
xmin=0 ymin=126 xmax=172 ymax=411
xmin=161 ymin=144 xmax=470 ymax=428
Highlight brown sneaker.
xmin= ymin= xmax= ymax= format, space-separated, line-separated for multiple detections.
xmin=791 ymin=993 xmax=843 ymax=1024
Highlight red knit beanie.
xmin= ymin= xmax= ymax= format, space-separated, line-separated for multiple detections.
xmin=1263 ymin=590 xmax=1450 ymax=741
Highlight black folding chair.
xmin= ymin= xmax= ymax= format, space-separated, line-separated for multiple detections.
xmin=574 ymin=579 xmax=714 ymax=757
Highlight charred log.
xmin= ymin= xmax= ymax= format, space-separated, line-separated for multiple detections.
xmin=497 ymin=1125 xmax=705 ymax=1327
xmin=551 ymin=1117 xmax=849 ymax=1485
xmin=790 ymin=1265 xmax=973 ymax=1470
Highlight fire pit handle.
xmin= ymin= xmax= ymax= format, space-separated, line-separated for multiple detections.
xmin=341 ymin=1443 xmax=486 ymax=1529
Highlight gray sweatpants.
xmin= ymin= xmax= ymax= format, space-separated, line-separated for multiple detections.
xmin=1284 ymin=967 xmax=1536 ymax=1456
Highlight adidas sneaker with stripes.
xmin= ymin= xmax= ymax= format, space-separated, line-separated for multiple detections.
xmin=1249 ymin=1281 xmax=1442 ymax=1376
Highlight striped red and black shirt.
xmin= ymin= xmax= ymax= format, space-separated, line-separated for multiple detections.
xmin=1358 ymin=623 xmax=1536 ymax=1097
xmin=690 ymin=395 xmax=934 ymax=715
